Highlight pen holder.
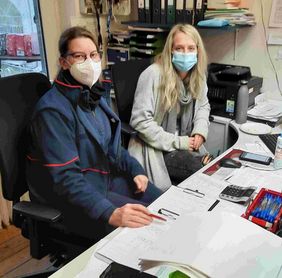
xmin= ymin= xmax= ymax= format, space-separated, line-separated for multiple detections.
xmin=242 ymin=188 xmax=282 ymax=234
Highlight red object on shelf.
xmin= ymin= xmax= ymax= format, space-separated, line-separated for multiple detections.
xmin=23 ymin=35 xmax=32 ymax=57
xmin=5 ymin=34 xmax=33 ymax=57
xmin=242 ymin=188 xmax=282 ymax=233
xmin=15 ymin=35 xmax=25 ymax=57
xmin=6 ymin=34 xmax=17 ymax=56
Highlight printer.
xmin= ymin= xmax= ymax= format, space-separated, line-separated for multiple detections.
xmin=207 ymin=63 xmax=263 ymax=118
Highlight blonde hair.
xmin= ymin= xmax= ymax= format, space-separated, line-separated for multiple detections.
xmin=155 ymin=24 xmax=207 ymax=112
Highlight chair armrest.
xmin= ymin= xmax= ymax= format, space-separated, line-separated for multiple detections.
xmin=121 ymin=122 xmax=137 ymax=136
xmin=13 ymin=201 xmax=61 ymax=223
xmin=209 ymin=115 xmax=214 ymax=122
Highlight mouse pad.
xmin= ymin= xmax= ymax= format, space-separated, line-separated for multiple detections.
xmin=239 ymin=123 xmax=272 ymax=135
xmin=203 ymin=149 xmax=242 ymax=176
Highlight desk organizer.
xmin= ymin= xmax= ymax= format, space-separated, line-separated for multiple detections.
xmin=242 ymin=188 xmax=282 ymax=233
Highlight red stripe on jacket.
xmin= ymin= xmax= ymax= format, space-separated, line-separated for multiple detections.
xmin=27 ymin=155 xmax=79 ymax=167
xmin=27 ymin=155 xmax=109 ymax=174
xmin=54 ymin=79 xmax=82 ymax=89
xmin=81 ymin=168 xmax=110 ymax=175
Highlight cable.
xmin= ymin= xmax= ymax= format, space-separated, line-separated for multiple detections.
xmin=260 ymin=0 xmax=282 ymax=95
xmin=92 ymin=0 xmax=103 ymax=52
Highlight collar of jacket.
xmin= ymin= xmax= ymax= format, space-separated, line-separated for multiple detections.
xmin=54 ymin=70 xmax=105 ymax=111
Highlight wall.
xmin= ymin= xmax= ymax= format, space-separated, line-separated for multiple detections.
xmin=39 ymin=0 xmax=282 ymax=99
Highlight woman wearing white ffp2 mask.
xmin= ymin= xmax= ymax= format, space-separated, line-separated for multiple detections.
xmin=26 ymin=26 xmax=162 ymax=240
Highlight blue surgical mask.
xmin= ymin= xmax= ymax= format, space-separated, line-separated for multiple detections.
xmin=172 ymin=52 xmax=197 ymax=72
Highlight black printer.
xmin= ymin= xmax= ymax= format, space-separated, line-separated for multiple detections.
xmin=207 ymin=63 xmax=263 ymax=118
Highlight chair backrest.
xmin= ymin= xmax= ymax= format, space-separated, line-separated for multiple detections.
xmin=111 ymin=59 xmax=152 ymax=124
xmin=0 ymin=73 xmax=51 ymax=201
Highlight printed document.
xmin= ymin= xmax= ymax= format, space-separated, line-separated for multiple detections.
xmin=139 ymin=211 xmax=282 ymax=278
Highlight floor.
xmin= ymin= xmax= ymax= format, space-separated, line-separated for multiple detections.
xmin=0 ymin=225 xmax=52 ymax=278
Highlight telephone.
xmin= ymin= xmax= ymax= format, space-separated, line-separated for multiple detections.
xmin=219 ymin=185 xmax=257 ymax=204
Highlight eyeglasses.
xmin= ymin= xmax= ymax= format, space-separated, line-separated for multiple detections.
xmin=65 ymin=51 xmax=102 ymax=63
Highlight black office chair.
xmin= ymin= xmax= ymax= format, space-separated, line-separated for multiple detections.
xmin=0 ymin=73 xmax=95 ymax=277
xmin=111 ymin=58 xmax=152 ymax=147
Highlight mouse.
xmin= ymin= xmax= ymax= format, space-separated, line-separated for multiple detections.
xmin=219 ymin=158 xmax=242 ymax=168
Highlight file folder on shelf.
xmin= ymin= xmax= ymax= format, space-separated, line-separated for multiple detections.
xmin=160 ymin=0 xmax=166 ymax=24
xmin=137 ymin=0 xmax=145 ymax=22
xmin=167 ymin=0 xmax=176 ymax=25
xmin=144 ymin=0 xmax=152 ymax=23
xmin=175 ymin=0 xmax=185 ymax=23
xmin=152 ymin=0 xmax=161 ymax=24
xmin=184 ymin=0 xmax=193 ymax=24
xmin=194 ymin=0 xmax=206 ymax=25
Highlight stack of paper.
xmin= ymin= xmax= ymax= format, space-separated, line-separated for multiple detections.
xmin=139 ymin=211 xmax=282 ymax=278
xmin=205 ymin=9 xmax=256 ymax=26
xmin=248 ymin=98 xmax=282 ymax=123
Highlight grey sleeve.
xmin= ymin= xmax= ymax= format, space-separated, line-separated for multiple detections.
xmin=191 ymin=82 xmax=211 ymax=140
xmin=130 ymin=65 xmax=190 ymax=152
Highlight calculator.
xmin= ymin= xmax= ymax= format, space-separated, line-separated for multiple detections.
xmin=219 ymin=185 xmax=257 ymax=204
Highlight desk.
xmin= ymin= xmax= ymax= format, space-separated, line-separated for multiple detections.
xmin=50 ymin=121 xmax=282 ymax=278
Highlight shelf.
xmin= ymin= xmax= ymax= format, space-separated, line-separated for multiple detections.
xmin=122 ymin=21 xmax=252 ymax=32
xmin=0 ymin=55 xmax=42 ymax=61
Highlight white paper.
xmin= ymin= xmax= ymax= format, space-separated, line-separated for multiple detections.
xmin=269 ymin=0 xmax=282 ymax=27
xmin=227 ymin=167 xmax=282 ymax=193
xmin=96 ymin=219 xmax=171 ymax=270
xmin=96 ymin=185 xmax=217 ymax=271
xmin=139 ymin=212 xmax=282 ymax=278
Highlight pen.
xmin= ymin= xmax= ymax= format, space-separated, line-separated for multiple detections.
xmin=149 ymin=213 xmax=167 ymax=222
xmin=158 ymin=208 xmax=180 ymax=220
xmin=208 ymin=199 xmax=220 ymax=211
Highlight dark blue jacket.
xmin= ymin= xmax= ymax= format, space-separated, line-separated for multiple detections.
xmin=26 ymin=80 xmax=145 ymax=224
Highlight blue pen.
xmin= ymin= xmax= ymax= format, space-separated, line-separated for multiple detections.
xmin=270 ymin=197 xmax=282 ymax=222
xmin=260 ymin=194 xmax=268 ymax=220
xmin=256 ymin=194 xmax=269 ymax=219
xmin=266 ymin=196 xmax=276 ymax=222
xmin=262 ymin=194 xmax=273 ymax=221
xmin=266 ymin=196 xmax=282 ymax=223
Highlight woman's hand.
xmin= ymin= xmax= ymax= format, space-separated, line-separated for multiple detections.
xmin=188 ymin=136 xmax=195 ymax=151
xmin=193 ymin=134 xmax=204 ymax=151
xmin=108 ymin=204 xmax=153 ymax=228
xmin=133 ymin=175 xmax=148 ymax=193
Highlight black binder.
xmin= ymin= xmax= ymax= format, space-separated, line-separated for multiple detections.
xmin=152 ymin=0 xmax=161 ymax=24
xmin=137 ymin=0 xmax=146 ymax=22
xmin=194 ymin=0 xmax=205 ymax=25
xmin=175 ymin=0 xmax=185 ymax=23
xmin=160 ymin=0 xmax=166 ymax=24
xmin=167 ymin=0 xmax=175 ymax=25
xmin=145 ymin=0 xmax=152 ymax=23
xmin=184 ymin=0 xmax=193 ymax=24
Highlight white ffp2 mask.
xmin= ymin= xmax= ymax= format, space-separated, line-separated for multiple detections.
xmin=70 ymin=59 xmax=102 ymax=88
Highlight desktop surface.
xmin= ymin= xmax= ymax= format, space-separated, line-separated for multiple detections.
xmin=49 ymin=121 xmax=282 ymax=278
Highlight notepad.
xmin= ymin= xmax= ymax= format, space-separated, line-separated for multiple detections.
xmin=139 ymin=211 xmax=282 ymax=278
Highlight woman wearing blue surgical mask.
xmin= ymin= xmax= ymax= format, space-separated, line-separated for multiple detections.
xmin=128 ymin=24 xmax=211 ymax=191
xmin=26 ymin=26 xmax=161 ymax=242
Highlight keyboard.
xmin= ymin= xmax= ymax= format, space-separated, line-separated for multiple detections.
xmin=258 ymin=134 xmax=279 ymax=154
